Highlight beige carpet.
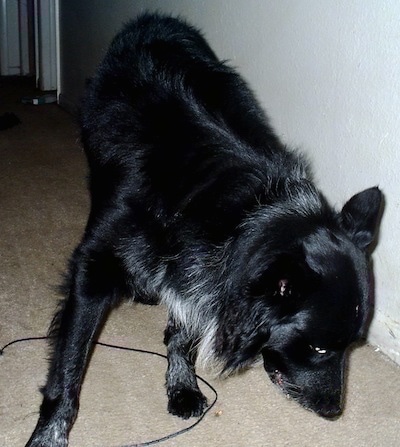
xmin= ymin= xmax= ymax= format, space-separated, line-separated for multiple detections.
xmin=1 ymin=77 xmax=399 ymax=447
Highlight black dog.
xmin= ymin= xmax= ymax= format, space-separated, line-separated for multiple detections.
xmin=26 ymin=13 xmax=382 ymax=446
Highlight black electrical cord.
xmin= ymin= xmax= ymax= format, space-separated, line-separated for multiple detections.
xmin=1 ymin=336 xmax=218 ymax=447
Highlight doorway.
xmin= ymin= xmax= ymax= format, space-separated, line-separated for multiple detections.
xmin=0 ymin=0 xmax=58 ymax=92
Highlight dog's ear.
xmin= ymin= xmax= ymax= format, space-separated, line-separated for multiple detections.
xmin=340 ymin=187 xmax=382 ymax=250
xmin=249 ymin=254 xmax=316 ymax=300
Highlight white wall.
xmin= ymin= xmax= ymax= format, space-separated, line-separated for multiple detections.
xmin=59 ymin=0 xmax=400 ymax=365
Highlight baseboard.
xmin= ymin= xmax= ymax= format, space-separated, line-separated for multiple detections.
xmin=368 ymin=309 xmax=400 ymax=366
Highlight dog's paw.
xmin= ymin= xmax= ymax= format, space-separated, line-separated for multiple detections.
xmin=168 ymin=387 xmax=208 ymax=419
xmin=25 ymin=435 xmax=68 ymax=447
xmin=25 ymin=420 xmax=68 ymax=447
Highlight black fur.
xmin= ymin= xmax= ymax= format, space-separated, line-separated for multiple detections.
xmin=26 ymin=13 xmax=382 ymax=446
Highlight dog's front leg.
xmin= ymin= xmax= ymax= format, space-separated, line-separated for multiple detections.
xmin=164 ymin=317 xmax=208 ymax=419
xmin=25 ymin=252 xmax=114 ymax=447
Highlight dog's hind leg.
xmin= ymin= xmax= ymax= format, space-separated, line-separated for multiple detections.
xmin=25 ymin=248 xmax=120 ymax=447
xmin=164 ymin=317 xmax=208 ymax=419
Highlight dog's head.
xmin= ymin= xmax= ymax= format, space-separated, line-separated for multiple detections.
xmin=220 ymin=187 xmax=382 ymax=418
xmin=259 ymin=187 xmax=382 ymax=418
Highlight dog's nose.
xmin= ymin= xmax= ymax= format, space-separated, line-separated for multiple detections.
xmin=318 ymin=403 xmax=343 ymax=419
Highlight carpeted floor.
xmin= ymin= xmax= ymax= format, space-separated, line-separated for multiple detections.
xmin=1 ymin=77 xmax=399 ymax=447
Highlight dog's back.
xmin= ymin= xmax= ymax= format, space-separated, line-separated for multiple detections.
xmin=81 ymin=14 xmax=309 ymax=242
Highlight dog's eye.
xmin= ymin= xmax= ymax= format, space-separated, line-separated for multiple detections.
xmin=309 ymin=345 xmax=328 ymax=354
